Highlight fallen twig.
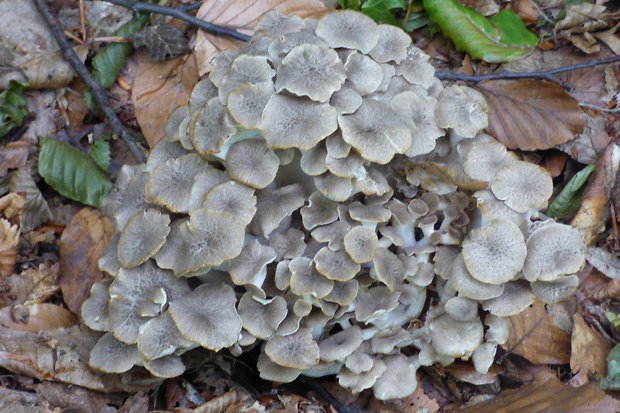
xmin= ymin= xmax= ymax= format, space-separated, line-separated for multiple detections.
xmin=102 ymin=0 xmax=251 ymax=42
xmin=33 ymin=0 xmax=146 ymax=163
xmin=435 ymin=55 xmax=620 ymax=83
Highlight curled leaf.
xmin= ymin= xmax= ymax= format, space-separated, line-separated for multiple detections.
xmin=547 ymin=164 xmax=595 ymax=219
xmin=129 ymin=23 xmax=190 ymax=62
xmin=38 ymin=138 xmax=112 ymax=208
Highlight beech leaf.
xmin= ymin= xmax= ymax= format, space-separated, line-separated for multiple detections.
xmin=423 ymin=0 xmax=538 ymax=62
xmin=476 ymin=79 xmax=585 ymax=150
xmin=38 ymin=137 xmax=112 ymax=208
xmin=88 ymin=135 xmax=111 ymax=172
xmin=129 ymin=23 xmax=190 ymax=62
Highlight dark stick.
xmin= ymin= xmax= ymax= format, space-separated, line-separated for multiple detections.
xmin=435 ymin=55 xmax=620 ymax=83
xmin=33 ymin=0 xmax=146 ymax=163
xmin=102 ymin=0 xmax=251 ymax=42
xmin=176 ymin=1 xmax=202 ymax=12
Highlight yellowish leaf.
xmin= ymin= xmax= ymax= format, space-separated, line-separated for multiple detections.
xmin=0 ymin=304 xmax=77 ymax=332
xmin=570 ymin=313 xmax=611 ymax=376
xmin=0 ymin=218 xmax=19 ymax=277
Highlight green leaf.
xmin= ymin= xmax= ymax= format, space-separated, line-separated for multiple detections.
xmin=546 ymin=164 xmax=595 ymax=219
xmin=600 ymin=344 xmax=620 ymax=391
xmin=38 ymin=137 xmax=112 ymax=208
xmin=0 ymin=80 xmax=29 ymax=138
xmin=361 ymin=0 xmax=406 ymax=26
xmin=88 ymin=135 xmax=112 ymax=172
xmin=339 ymin=0 xmax=361 ymax=9
xmin=403 ymin=11 xmax=433 ymax=32
xmin=423 ymin=0 xmax=538 ymax=62
xmin=86 ymin=10 xmax=150 ymax=108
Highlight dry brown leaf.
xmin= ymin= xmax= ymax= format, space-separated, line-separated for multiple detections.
xmin=459 ymin=370 xmax=620 ymax=412
xmin=0 ymin=263 xmax=59 ymax=307
xmin=587 ymin=247 xmax=620 ymax=280
xmin=0 ymin=326 xmax=153 ymax=392
xmin=505 ymin=299 xmax=572 ymax=365
xmin=10 ymin=46 xmax=90 ymax=89
xmin=193 ymin=0 xmax=327 ymax=75
xmin=59 ymin=207 xmax=114 ymax=314
xmin=572 ymin=144 xmax=620 ymax=244
xmin=558 ymin=115 xmax=611 ymax=164
xmin=0 ymin=192 xmax=25 ymax=225
xmin=445 ymin=362 xmax=503 ymax=385
xmin=476 ymin=79 xmax=585 ymax=151
xmin=0 ymin=303 xmax=77 ymax=332
xmin=172 ymin=390 xmax=248 ymax=413
xmin=34 ymin=381 xmax=120 ymax=413
xmin=540 ymin=150 xmax=568 ymax=178
xmin=0 ymin=141 xmax=31 ymax=177
xmin=0 ymin=387 xmax=48 ymax=413
xmin=595 ymin=24 xmax=620 ymax=55
xmin=0 ymin=217 xmax=19 ymax=276
xmin=570 ymin=313 xmax=611 ymax=376
xmin=133 ymin=53 xmax=199 ymax=147
xmin=507 ymin=0 xmax=539 ymax=25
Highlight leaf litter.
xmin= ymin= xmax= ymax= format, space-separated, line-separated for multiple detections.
xmin=1 ymin=0 xmax=620 ymax=411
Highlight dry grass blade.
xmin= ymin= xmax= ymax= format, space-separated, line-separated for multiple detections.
xmin=476 ymin=79 xmax=585 ymax=150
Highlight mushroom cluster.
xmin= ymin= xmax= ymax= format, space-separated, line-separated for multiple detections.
xmin=81 ymin=10 xmax=587 ymax=400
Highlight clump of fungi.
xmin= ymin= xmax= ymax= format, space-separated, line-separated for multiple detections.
xmin=81 ymin=10 xmax=587 ymax=400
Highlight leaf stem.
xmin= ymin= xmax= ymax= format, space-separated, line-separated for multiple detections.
xmin=33 ymin=0 xmax=147 ymax=163
xmin=435 ymin=55 xmax=620 ymax=83
xmin=101 ymin=0 xmax=251 ymax=42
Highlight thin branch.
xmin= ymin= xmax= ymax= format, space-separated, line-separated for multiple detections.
xmin=102 ymin=0 xmax=251 ymax=42
xmin=177 ymin=1 xmax=202 ymax=12
xmin=435 ymin=55 xmax=620 ymax=83
xmin=33 ymin=0 xmax=146 ymax=163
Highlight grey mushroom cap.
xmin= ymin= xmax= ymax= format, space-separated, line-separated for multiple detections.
xmin=395 ymin=46 xmax=435 ymax=89
xmin=435 ymin=85 xmax=488 ymax=138
xmin=155 ymin=209 xmax=244 ymax=276
xmin=217 ymin=55 xmax=275 ymax=105
xmin=338 ymin=99 xmax=413 ymax=164
xmin=260 ymin=94 xmax=338 ymax=150
xmin=319 ymin=326 xmax=364 ymax=362
xmin=265 ymin=328 xmax=320 ymax=369
xmin=275 ymin=44 xmax=346 ymax=102
xmin=344 ymin=225 xmax=379 ymax=263
xmin=314 ymin=246 xmax=361 ymax=282
xmin=315 ymin=10 xmax=380 ymax=54
xmin=344 ymin=52 xmax=384 ymax=96
xmin=522 ymin=222 xmax=585 ymax=282
xmin=168 ymin=283 xmax=242 ymax=351
xmin=81 ymin=280 xmax=112 ymax=331
xmin=257 ymin=351 xmax=301 ymax=383
xmin=481 ymin=281 xmax=535 ymax=317
xmin=143 ymin=354 xmax=186 ymax=378
xmin=255 ymin=10 xmax=305 ymax=38
xmin=117 ymin=208 xmax=170 ymax=268
xmin=201 ymin=180 xmax=257 ymax=226
xmin=238 ymin=293 xmax=287 ymax=339
xmin=461 ymin=219 xmax=527 ymax=285
xmin=225 ymin=139 xmax=280 ymax=189
xmin=373 ymin=354 xmax=419 ymax=400
xmin=368 ymin=24 xmax=411 ymax=63
xmin=249 ymin=184 xmax=306 ymax=237
xmin=450 ymin=254 xmax=505 ymax=300
xmin=531 ymin=274 xmax=580 ymax=304
xmin=136 ymin=311 xmax=193 ymax=360
xmin=490 ymin=160 xmax=553 ymax=213
xmin=226 ymin=81 xmax=273 ymax=129
xmin=338 ymin=357 xmax=387 ymax=393
xmin=429 ymin=314 xmax=484 ymax=358
xmin=89 ymin=332 xmax=141 ymax=373
xmin=189 ymin=77 xmax=218 ymax=114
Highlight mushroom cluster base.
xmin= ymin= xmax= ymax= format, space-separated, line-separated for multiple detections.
xmin=82 ymin=10 xmax=587 ymax=400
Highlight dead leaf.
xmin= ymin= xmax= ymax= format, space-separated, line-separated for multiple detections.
xmin=507 ymin=0 xmax=539 ymax=25
xmin=0 ymin=303 xmax=77 ymax=332
xmin=193 ymin=0 xmax=327 ymax=75
xmin=0 ymin=387 xmax=48 ymax=413
xmin=10 ymin=46 xmax=89 ymax=89
xmin=572 ymin=144 xmax=620 ymax=243
xmin=59 ymin=207 xmax=114 ymax=315
xmin=0 ymin=263 xmax=59 ymax=307
xmin=0 ymin=192 xmax=25 ymax=225
xmin=587 ymin=247 xmax=620 ymax=280
xmin=34 ymin=381 xmax=120 ymax=413
xmin=595 ymin=24 xmax=620 ymax=55
xmin=555 ymin=3 xmax=608 ymax=32
xmin=0 ymin=141 xmax=30 ymax=177
xmin=173 ymin=390 xmax=248 ymax=413
xmin=133 ymin=53 xmax=199 ymax=147
xmin=476 ymin=79 xmax=585 ymax=150
xmin=540 ymin=150 xmax=568 ymax=178
xmin=558 ymin=115 xmax=611 ymax=164
xmin=459 ymin=370 xmax=620 ymax=412
xmin=505 ymin=299 xmax=572 ymax=365
xmin=445 ymin=362 xmax=503 ymax=385
xmin=579 ymin=267 xmax=620 ymax=301
xmin=118 ymin=392 xmax=150 ymax=413
xmin=0 ymin=218 xmax=19 ymax=276
xmin=9 ymin=168 xmax=53 ymax=232
xmin=129 ymin=23 xmax=191 ymax=62
xmin=406 ymin=162 xmax=487 ymax=191
xmin=571 ymin=313 xmax=611 ymax=376
xmin=0 ymin=325 xmax=153 ymax=392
